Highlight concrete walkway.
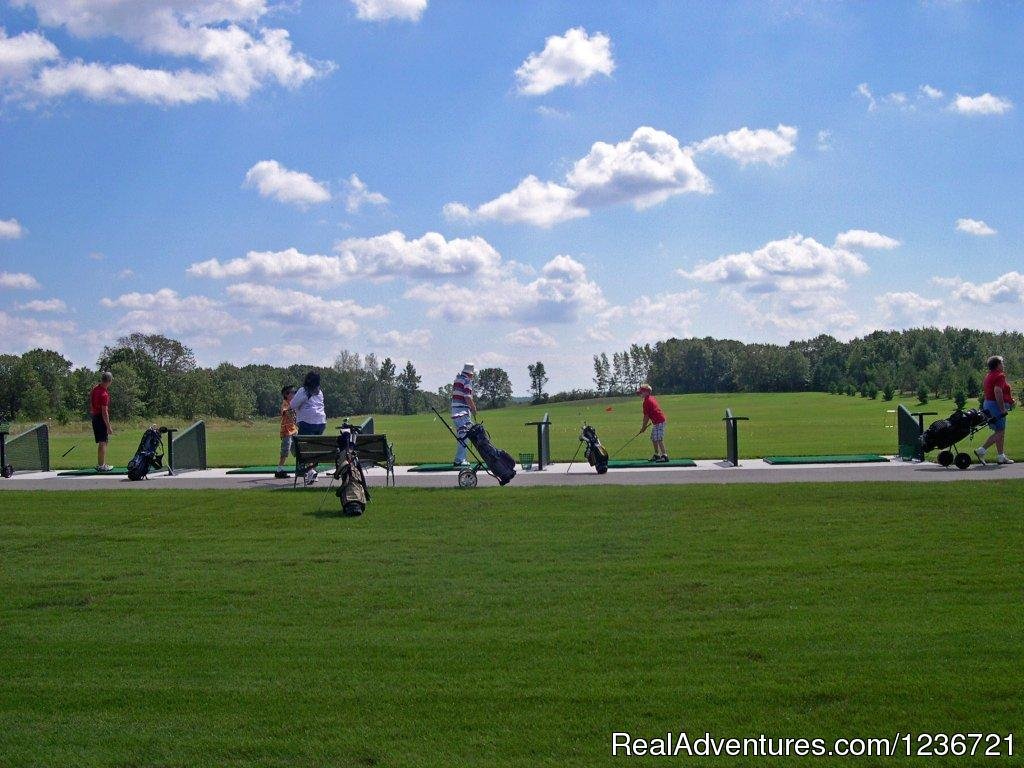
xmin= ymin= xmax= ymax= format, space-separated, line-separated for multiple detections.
xmin=2 ymin=457 xmax=1022 ymax=490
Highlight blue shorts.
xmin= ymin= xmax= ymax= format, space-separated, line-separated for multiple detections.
xmin=280 ymin=435 xmax=296 ymax=457
xmin=983 ymin=401 xmax=1007 ymax=431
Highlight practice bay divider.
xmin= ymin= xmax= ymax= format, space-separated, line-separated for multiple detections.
xmin=524 ymin=413 xmax=551 ymax=470
xmin=0 ymin=422 xmax=49 ymax=476
xmin=722 ymin=408 xmax=749 ymax=467
xmin=170 ymin=420 xmax=206 ymax=473
xmin=897 ymin=405 xmax=935 ymax=462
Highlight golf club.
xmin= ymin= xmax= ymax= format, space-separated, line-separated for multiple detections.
xmin=609 ymin=430 xmax=643 ymax=459
xmin=60 ymin=445 xmax=77 ymax=458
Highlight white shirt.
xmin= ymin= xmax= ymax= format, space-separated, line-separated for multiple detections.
xmin=290 ymin=386 xmax=326 ymax=425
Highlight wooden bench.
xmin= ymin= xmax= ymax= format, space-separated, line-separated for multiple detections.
xmin=293 ymin=431 xmax=395 ymax=487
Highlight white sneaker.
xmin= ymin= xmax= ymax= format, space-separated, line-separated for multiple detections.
xmin=303 ymin=468 xmax=319 ymax=486
xmin=998 ymin=454 xmax=1014 ymax=465
xmin=99 ymin=464 xmax=114 ymax=472
xmin=974 ymin=447 xmax=988 ymax=465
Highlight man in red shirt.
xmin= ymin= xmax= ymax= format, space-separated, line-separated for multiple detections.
xmin=89 ymin=371 xmax=114 ymax=471
xmin=638 ymin=384 xmax=669 ymax=462
xmin=976 ymin=355 xmax=1015 ymax=465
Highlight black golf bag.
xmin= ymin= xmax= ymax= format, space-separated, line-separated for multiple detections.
xmin=580 ymin=424 xmax=609 ymax=474
xmin=466 ymin=423 xmax=517 ymax=485
xmin=127 ymin=427 xmax=164 ymax=481
xmin=334 ymin=427 xmax=369 ymax=516
xmin=921 ymin=408 xmax=989 ymax=453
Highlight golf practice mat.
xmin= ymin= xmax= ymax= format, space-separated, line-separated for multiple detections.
xmin=225 ymin=464 xmax=335 ymax=475
xmin=57 ymin=467 xmax=133 ymax=476
xmin=606 ymin=459 xmax=697 ymax=468
xmin=408 ymin=463 xmax=468 ymax=472
xmin=762 ymin=454 xmax=890 ymax=465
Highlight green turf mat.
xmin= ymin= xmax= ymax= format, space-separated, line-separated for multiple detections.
xmin=408 ymin=463 xmax=469 ymax=472
xmin=57 ymin=467 xmax=132 ymax=476
xmin=762 ymin=454 xmax=890 ymax=465
xmin=225 ymin=464 xmax=334 ymax=475
xmin=607 ymin=459 xmax=696 ymax=468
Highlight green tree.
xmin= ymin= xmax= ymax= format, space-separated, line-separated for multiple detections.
xmin=476 ymin=367 xmax=513 ymax=409
xmin=107 ymin=362 xmax=145 ymax=420
xmin=527 ymin=361 xmax=548 ymax=403
xmin=395 ymin=361 xmax=422 ymax=415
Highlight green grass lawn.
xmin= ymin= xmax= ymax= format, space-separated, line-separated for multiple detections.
xmin=10 ymin=392 xmax=1014 ymax=469
xmin=2 ymin=483 xmax=1022 ymax=766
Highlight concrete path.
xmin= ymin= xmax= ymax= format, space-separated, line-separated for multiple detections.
xmin=2 ymin=457 xmax=1022 ymax=491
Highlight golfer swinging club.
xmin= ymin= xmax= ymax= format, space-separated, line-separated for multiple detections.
xmin=451 ymin=363 xmax=476 ymax=467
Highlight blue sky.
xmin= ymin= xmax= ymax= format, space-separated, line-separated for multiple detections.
xmin=1 ymin=0 xmax=1021 ymax=393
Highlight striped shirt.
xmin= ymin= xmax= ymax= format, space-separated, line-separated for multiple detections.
xmin=451 ymin=372 xmax=474 ymax=416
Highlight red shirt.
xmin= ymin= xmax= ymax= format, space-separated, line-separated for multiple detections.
xmin=983 ymin=370 xmax=1014 ymax=405
xmin=90 ymin=385 xmax=109 ymax=416
xmin=642 ymin=395 xmax=666 ymax=424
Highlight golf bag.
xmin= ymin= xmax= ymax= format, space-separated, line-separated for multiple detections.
xmin=466 ymin=423 xmax=517 ymax=485
xmin=334 ymin=427 xmax=369 ymax=516
xmin=920 ymin=408 xmax=990 ymax=453
xmin=127 ymin=427 xmax=164 ymax=481
xmin=580 ymin=424 xmax=609 ymax=474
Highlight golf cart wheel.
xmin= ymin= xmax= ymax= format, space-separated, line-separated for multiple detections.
xmin=937 ymin=450 xmax=954 ymax=467
xmin=458 ymin=468 xmax=478 ymax=488
xmin=596 ymin=464 xmax=608 ymax=475
xmin=1 ymin=463 xmax=12 ymax=479
xmin=954 ymin=452 xmax=973 ymax=470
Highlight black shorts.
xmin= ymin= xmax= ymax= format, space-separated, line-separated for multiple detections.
xmin=91 ymin=414 xmax=109 ymax=443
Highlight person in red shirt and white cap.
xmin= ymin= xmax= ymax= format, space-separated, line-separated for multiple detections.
xmin=975 ymin=355 xmax=1015 ymax=465
xmin=637 ymin=383 xmax=669 ymax=462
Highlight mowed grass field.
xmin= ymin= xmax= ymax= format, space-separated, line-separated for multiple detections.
xmin=14 ymin=392 xmax=1005 ymax=470
xmin=1 ymin=484 xmax=1022 ymax=766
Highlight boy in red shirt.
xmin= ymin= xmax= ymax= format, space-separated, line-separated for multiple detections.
xmin=637 ymin=384 xmax=669 ymax=462
xmin=89 ymin=371 xmax=114 ymax=471
xmin=275 ymin=385 xmax=298 ymax=479
xmin=976 ymin=355 xmax=1015 ymax=465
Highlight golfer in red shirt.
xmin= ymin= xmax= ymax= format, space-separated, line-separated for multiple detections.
xmin=89 ymin=371 xmax=114 ymax=471
xmin=976 ymin=355 xmax=1015 ymax=465
xmin=638 ymin=384 xmax=668 ymax=462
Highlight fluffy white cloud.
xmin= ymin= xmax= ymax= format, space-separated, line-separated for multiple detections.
xmin=856 ymin=82 xmax=876 ymax=111
xmin=101 ymin=288 xmax=248 ymax=343
xmin=0 ymin=218 xmax=25 ymax=239
xmin=0 ymin=272 xmax=41 ymax=289
xmin=464 ymin=176 xmax=588 ymax=228
xmin=920 ymin=84 xmax=944 ymax=100
xmin=0 ymin=310 xmax=75 ymax=351
xmin=834 ymin=229 xmax=901 ymax=250
xmin=189 ymin=248 xmax=348 ymax=286
xmin=7 ymin=0 xmax=329 ymax=105
xmin=243 ymin=160 xmax=331 ymax=207
xmin=951 ymin=92 xmax=1013 ymax=115
xmin=956 ymin=217 xmax=996 ymax=236
xmin=692 ymin=124 xmax=798 ymax=166
xmin=515 ymin=27 xmax=614 ymax=96
xmin=406 ymin=254 xmax=605 ymax=324
xmin=939 ymin=271 xmax=1024 ymax=305
xmin=681 ymin=235 xmax=869 ymax=294
xmin=624 ymin=289 xmax=703 ymax=343
xmin=226 ymin=282 xmax=385 ymax=337
xmin=17 ymin=298 xmax=66 ymax=312
xmin=505 ymin=327 xmax=557 ymax=348
xmin=350 ymin=0 xmax=427 ymax=22
xmin=334 ymin=231 xmax=503 ymax=280
xmin=875 ymin=291 xmax=943 ymax=326
xmin=0 ymin=27 xmax=58 ymax=80
xmin=370 ymin=328 xmax=432 ymax=348
xmin=344 ymin=174 xmax=388 ymax=213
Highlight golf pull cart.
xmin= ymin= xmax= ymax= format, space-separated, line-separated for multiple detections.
xmin=430 ymin=407 xmax=516 ymax=488
xmin=920 ymin=407 xmax=1006 ymax=470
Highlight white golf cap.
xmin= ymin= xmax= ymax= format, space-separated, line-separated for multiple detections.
xmin=462 ymin=363 xmax=475 ymax=375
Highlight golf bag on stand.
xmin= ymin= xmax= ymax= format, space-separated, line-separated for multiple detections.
xmin=335 ymin=424 xmax=369 ymax=516
xmin=580 ymin=424 xmax=609 ymax=474
xmin=127 ymin=427 xmax=165 ymax=481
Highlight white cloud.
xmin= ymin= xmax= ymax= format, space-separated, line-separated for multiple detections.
xmin=189 ymin=247 xmax=348 ymax=286
xmin=625 ymin=289 xmax=703 ymax=343
xmin=370 ymin=328 xmax=432 ymax=348
xmin=0 ymin=310 xmax=75 ymax=351
xmin=505 ymin=327 xmax=557 ymax=348
xmin=17 ymin=298 xmax=66 ymax=312
xmin=856 ymin=82 xmax=876 ymax=111
xmin=875 ymin=291 xmax=943 ymax=326
xmin=243 ymin=160 xmax=331 ymax=208
xmin=0 ymin=27 xmax=58 ymax=80
xmin=834 ymin=229 xmax=901 ymax=250
xmin=471 ymin=176 xmax=588 ymax=228
xmin=334 ymin=231 xmax=503 ymax=280
xmin=920 ymin=84 xmax=944 ymax=100
xmin=7 ymin=1 xmax=330 ymax=105
xmin=939 ymin=271 xmax=1024 ymax=305
xmin=681 ymin=235 xmax=869 ymax=294
xmin=0 ymin=272 xmax=41 ymax=289
xmin=226 ymin=282 xmax=385 ymax=338
xmin=956 ymin=217 xmax=996 ymax=236
xmin=950 ymin=92 xmax=1013 ymax=116
xmin=0 ymin=218 xmax=25 ymax=239
xmin=101 ymin=288 xmax=248 ymax=344
xmin=536 ymin=105 xmax=569 ymax=119
xmin=406 ymin=254 xmax=605 ymax=325
xmin=343 ymin=174 xmax=389 ymax=213
xmin=118 ymin=269 xmax=134 ymax=279
xmin=515 ymin=27 xmax=614 ymax=96
xmin=816 ymin=129 xmax=832 ymax=151
xmin=350 ymin=0 xmax=427 ymax=22
xmin=692 ymin=124 xmax=798 ymax=166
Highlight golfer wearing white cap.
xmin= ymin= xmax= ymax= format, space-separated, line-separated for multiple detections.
xmin=451 ymin=363 xmax=477 ymax=466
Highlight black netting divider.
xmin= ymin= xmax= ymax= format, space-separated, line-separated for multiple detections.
xmin=171 ymin=421 xmax=206 ymax=472
xmin=5 ymin=423 xmax=50 ymax=472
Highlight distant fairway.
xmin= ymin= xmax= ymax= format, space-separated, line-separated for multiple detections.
xmin=20 ymin=392 xmax=993 ymax=470
xmin=2 ymin=482 xmax=1022 ymax=766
